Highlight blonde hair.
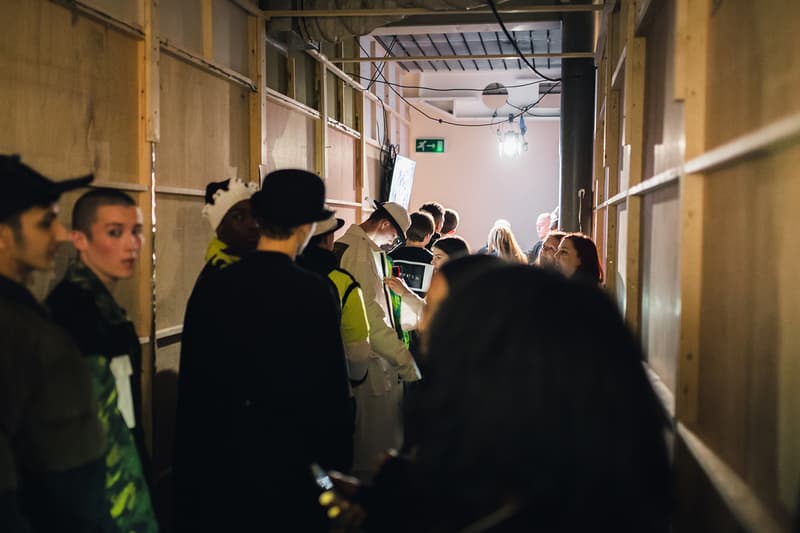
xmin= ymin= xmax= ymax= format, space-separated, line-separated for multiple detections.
xmin=488 ymin=226 xmax=527 ymax=264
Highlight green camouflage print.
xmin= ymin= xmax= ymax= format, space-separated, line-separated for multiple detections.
xmin=64 ymin=261 xmax=158 ymax=533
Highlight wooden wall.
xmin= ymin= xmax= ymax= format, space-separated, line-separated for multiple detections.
xmin=0 ymin=0 xmax=410 ymax=524
xmin=594 ymin=0 xmax=800 ymax=530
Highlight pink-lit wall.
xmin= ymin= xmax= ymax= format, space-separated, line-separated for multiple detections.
xmin=407 ymin=111 xmax=561 ymax=252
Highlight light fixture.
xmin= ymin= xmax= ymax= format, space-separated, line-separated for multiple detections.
xmin=496 ymin=114 xmax=528 ymax=159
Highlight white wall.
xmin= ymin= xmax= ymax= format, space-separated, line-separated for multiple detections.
xmin=407 ymin=107 xmax=560 ymax=252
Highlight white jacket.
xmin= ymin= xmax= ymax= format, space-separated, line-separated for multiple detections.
xmin=336 ymin=224 xmax=420 ymax=382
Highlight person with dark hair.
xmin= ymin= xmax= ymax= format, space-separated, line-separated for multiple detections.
xmin=535 ymin=230 xmax=567 ymax=269
xmin=334 ymin=201 xmax=419 ymax=482
xmin=556 ymin=232 xmax=604 ymax=285
xmin=441 ymin=208 xmax=459 ymax=235
xmin=322 ymin=265 xmax=671 ymax=532
xmin=431 ymin=236 xmax=470 ymax=271
xmin=200 ymin=177 xmax=259 ymax=275
xmin=418 ymin=201 xmax=444 ymax=250
xmin=389 ymin=212 xmax=434 ymax=298
xmin=0 ymin=155 xmax=117 ymax=531
xmin=297 ymin=210 xmax=370 ymax=386
xmin=47 ymin=188 xmax=157 ymax=532
xmin=173 ymin=178 xmax=259 ymax=524
xmin=174 ymin=169 xmax=353 ymax=532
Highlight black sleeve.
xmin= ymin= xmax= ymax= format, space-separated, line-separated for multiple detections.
xmin=303 ymin=280 xmax=354 ymax=473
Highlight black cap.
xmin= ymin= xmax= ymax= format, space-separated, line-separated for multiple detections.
xmin=250 ymin=169 xmax=333 ymax=227
xmin=0 ymin=154 xmax=94 ymax=221
xmin=205 ymin=178 xmax=231 ymax=204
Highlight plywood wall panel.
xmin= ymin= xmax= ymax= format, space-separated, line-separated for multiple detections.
xmin=158 ymin=0 xmax=203 ymax=56
xmin=326 ymin=128 xmax=357 ymax=203
xmin=706 ymin=0 xmax=800 ymax=149
xmin=153 ymin=195 xmax=211 ymax=330
xmin=699 ymin=142 xmax=800 ymax=519
xmin=642 ymin=0 xmax=684 ymax=179
xmin=265 ymin=100 xmax=315 ymax=172
xmin=615 ymin=201 xmax=628 ymax=314
xmin=0 ymin=0 xmax=139 ymax=183
xmin=365 ymin=144 xmax=383 ymax=206
xmin=640 ymin=184 xmax=680 ymax=392
xmin=158 ymin=53 xmax=250 ymax=188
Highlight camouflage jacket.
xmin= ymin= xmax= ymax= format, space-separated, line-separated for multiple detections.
xmin=47 ymin=261 xmax=158 ymax=533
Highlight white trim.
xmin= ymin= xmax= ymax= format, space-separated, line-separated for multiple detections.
xmin=266 ymin=88 xmax=322 ymax=120
xmin=91 ymin=181 xmax=149 ymax=192
xmin=677 ymin=423 xmax=783 ymax=533
xmin=160 ymin=40 xmax=256 ymax=91
xmin=154 ymin=186 xmax=206 ymax=197
xmin=628 ymin=167 xmax=681 ymax=196
xmin=684 ymin=112 xmax=800 ymax=175
xmin=155 ymin=325 xmax=183 ymax=340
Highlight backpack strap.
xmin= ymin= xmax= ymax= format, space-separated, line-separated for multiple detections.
xmin=332 ymin=267 xmax=360 ymax=307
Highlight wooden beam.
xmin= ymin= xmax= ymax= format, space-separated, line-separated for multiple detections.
xmin=338 ymin=52 xmax=595 ymax=63
xmin=160 ymin=41 xmax=256 ymax=91
xmin=315 ymin=61 xmax=328 ymax=178
xmin=621 ymin=33 xmax=646 ymax=336
xmin=263 ymin=5 xmax=603 ymax=18
xmin=137 ymin=0 xmax=159 ymax=461
xmin=248 ymin=13 xmax=267 ymax=184
xmin=677 ymin=423 xmax=784 ymax=533
xmin=201 ymin=0 xmax=213 ymax=62
xmin=676 ymin=0 xmax=711 ymax=426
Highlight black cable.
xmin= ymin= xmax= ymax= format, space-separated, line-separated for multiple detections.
xmin=366 ymin=37 xmax=397 ymax=91
xmin=359 ymin=42 xmax=560 ymax=128
xmin=347 ymin=72 xmax=550 ymax=92
xmin=486 ymin=0 xmax=561 ymax=82
xmin=376 ymin=63 xmax=553 ymax=127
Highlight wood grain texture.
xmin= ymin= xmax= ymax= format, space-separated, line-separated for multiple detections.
xmin=640 ymin=184 xmax=680 ymax=392
xmin=265 ymin=100 xmax=316 ymax=172
xmin=157 ymin=53 xmax=250 ymax=187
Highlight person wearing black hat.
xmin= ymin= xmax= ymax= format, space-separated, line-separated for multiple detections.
xmin=297 ymin=210 xmax=370 ymax=386
xmin=333 ymin=201 xmax=419 ymax=483
xmin=0 ymin=155 xmax=116 ymax=531
xmin=173 ymin=169 xmax=353 ymax=533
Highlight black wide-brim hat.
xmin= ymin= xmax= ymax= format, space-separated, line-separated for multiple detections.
xmin=0 ymin=154 xmax=94 ymax=220
xmin=251 ymin=168 xmax=333 ymax=227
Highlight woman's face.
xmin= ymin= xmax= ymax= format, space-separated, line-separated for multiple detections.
xmin=555 ymin=238 xmax=581 ymax=278
xmin=539 ymin=235 xmax=561 ymax=265
xmin=431 ymin=246 xmax=449 ymax=271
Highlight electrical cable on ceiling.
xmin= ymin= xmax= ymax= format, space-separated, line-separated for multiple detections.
xmin=485 ymin=0 xmax=561 ymax=82
xmin=358 ymin=41 xmax=561 ymax=128
xmin=347 ymin=73 xmax=551 ymax=92
xmin=365 ymin=36 xmax=398 ymax=91
xmin=382 ymin=68 xmax=561 ymax=127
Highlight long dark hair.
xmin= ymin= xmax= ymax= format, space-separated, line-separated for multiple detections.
xmin=410 ymin=266 xmax=671 ymax=531
xmin=564 ymin=233 xmax=604 ymax=285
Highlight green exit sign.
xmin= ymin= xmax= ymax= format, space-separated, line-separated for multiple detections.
xmin=416 ymin=138 xmax=445 ymax=153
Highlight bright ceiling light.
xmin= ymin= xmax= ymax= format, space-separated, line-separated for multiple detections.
xmin=496 ymin=114 xmax=528 ymax=159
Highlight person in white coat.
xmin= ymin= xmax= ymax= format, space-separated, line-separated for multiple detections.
xmin=334 ymin=201 xmax=420 ymax=482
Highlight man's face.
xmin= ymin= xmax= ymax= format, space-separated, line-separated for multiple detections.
xmin=536 ymin=216 xmax=551 ymax=239
xmin=375 ymin=219 xmax=399 ymax=248
xmin=73 ymin=205 xmax=144 ymax=285
xmin=538 ymin=235 xmax=561 ymax=266
xmin=0 ymin=204 xmax=69 ymax=276
xmin=217 ymin=199 xmax=259 ymax=256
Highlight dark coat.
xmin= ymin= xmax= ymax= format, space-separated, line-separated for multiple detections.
xmin=173 ymin=251 xmax=353 ymax=532
xmin=0 ymin=275 xmax=115 ymax=533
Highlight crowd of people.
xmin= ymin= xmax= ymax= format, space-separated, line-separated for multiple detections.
xmin=1 ymin=156 xmax=669 ymax=532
